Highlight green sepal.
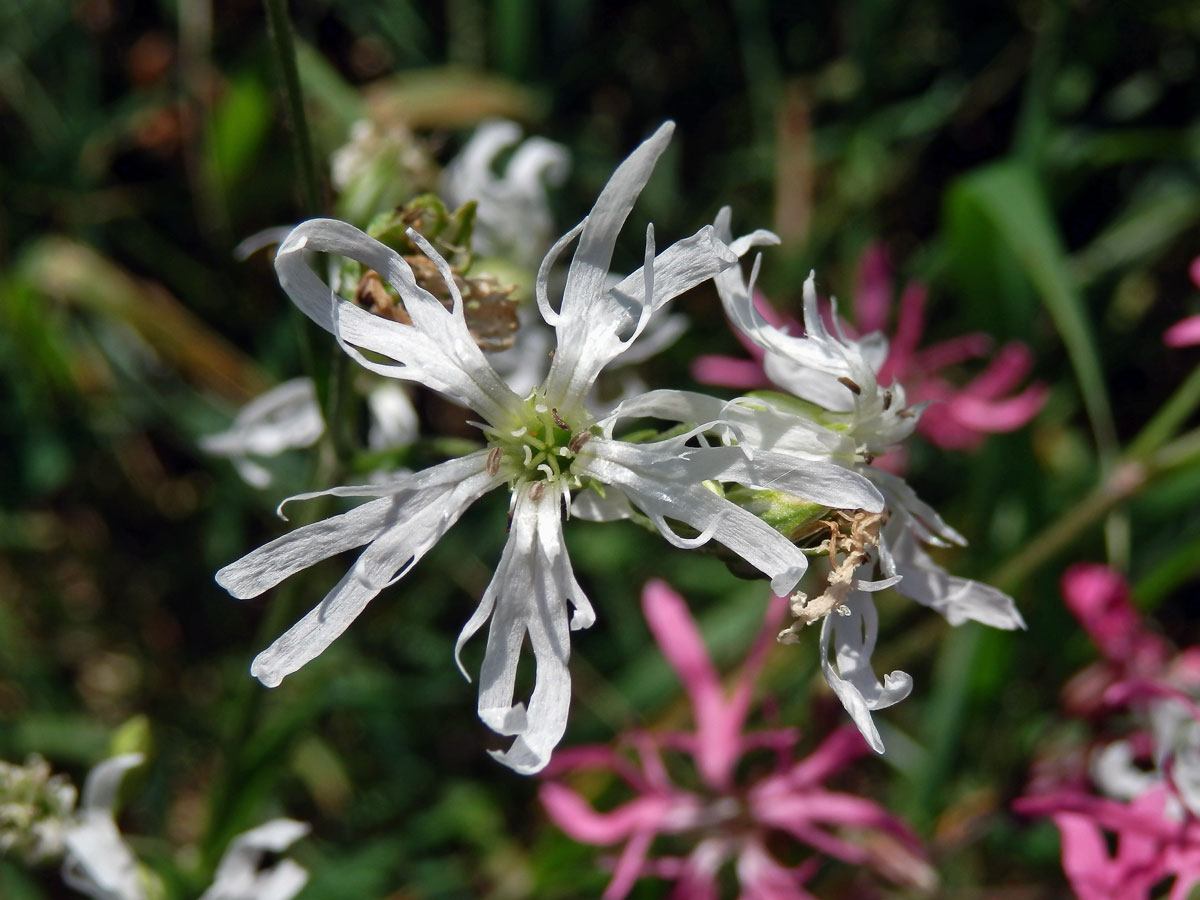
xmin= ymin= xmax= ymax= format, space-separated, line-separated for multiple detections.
xmin=744 ymin=389 xmax=848 ymax=431
xmin=725 ymin=485 xmax=829 ymax=541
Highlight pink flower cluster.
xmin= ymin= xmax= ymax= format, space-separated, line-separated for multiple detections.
xmin=1014 ymin=564 xmax=1200 ymax=899
xmin=693 ymin=245 xmax=1046 ymax=454
xmin=539 ymin=580 xmax=932 ymax=899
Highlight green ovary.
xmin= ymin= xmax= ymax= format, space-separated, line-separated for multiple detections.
xmin=487 ymin=394 xmax=586 ymax=489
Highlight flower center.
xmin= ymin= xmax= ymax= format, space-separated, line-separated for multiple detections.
xmin=483 ymin=392 xmax=593 ymax=495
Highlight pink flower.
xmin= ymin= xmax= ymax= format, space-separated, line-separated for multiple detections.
xmin=1059 ymin=563 xmax=1171 ymax=716
xmin=693 ymin=245 xmax=1046 ymax=454
xmin=539 ymin=579 xmax=932 ymax=899
xmin=1163 ymin=257 xmax=1200 ymax=348
xmin=1015 ymin=566 xmax=1200 ymax=899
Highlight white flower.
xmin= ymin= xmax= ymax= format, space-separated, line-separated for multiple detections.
xmin=61 ymin=754 xmax=308 ymax=900
xmin=200 ymin=379 xmax=325 ymax=489
xmin=440 ymin=119 xmax=570 ymax=267
xmin=710 ymin=209 xmax=1024 ymax=752
xmin=62 ymin=754 xmax=145 ymax=900
xmin=198 ymin=818 xmax=309 ymax=900
xmin=217 ymin=122 xmax=884 ymax=774
xmin=201 ymin=378 xmax=419 ymax=488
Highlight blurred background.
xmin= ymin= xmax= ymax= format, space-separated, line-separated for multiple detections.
xmin=2 ymin=0 xmax=1200 ymax=896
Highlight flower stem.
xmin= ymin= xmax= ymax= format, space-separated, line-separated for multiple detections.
xmin=263 ymin=0 xmax=321 ymax=216
xmin=1126 ymin=360 xmax=1200 ymax=461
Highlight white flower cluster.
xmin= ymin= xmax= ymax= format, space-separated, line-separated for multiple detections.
xmin=216 ymin=121 xmax=1023 ymax=772
xmin=0 ymin=754 xmax=76 ymax=864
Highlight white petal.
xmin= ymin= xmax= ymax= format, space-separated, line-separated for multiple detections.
xmin=80 ymin=754 xmax=144 ymax=813
xmin=577 ymin=437 xmax=814 ymax=596
xmin=62 ymin=817 xmax=144 ymax=900
xmin=200 ymin=379 xmax=325 ymax=487
xmin=819 ymin=590 xmax=913 ymax=753
xmin=879 ymin=502 xmax=1025 ymax=630
xmin=275 ymin=218 xmax=520 ymax=426
xmin=63 ymin=754 xmax=146 ymax=900
xmin=455 ymin=485 xmax=590 ymax=774
xmin=200 ymin=818 xmax=309 ymax=900
xmin=217 ymin=453 xmax=496 ymax=599
xmin=540 ymin=123 xmax=678 ymax=410
xmin=217 ymin=496 xmax=398 ymax=599
xmin=607 ymin=225 xmax=738 ymax=321
xmin=248 ymin=456 xmax=501 ymax=687
xmin=366 ymin=382 xmax=419 ymax=451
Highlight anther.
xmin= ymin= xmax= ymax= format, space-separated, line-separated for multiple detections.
xmin=486 ymin=446 xmax=502 ymax=476
xmin=568 ymin=432 xmax=592 ymax=453
xmin=882 ymin=390 xmax=892 ymax=410
xmin=551 ymin=408 xmax=569 ymax=430
xmin=530 ymin=482 xmax=545 ymax=501
xmin=837 ymin=376 xmax=862 ymax=395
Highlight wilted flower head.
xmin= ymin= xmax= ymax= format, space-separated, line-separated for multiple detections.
xmin=540 ymin=579 xmax=933 ymax=899
xmin=217 ymin=123 xmax=883 ymax=774
xmin=0 ymin=754 xmax=77 ymax=865
xmin=1015 ymin=565 xmax=1200 ymax=899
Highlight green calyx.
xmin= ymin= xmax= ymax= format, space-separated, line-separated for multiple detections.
xmin=724 ymin=485 xmax=829 ymax=545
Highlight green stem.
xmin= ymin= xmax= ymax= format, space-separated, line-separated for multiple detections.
xmin=1127 ymin=361 xmax=1200 ymax=460
xmin=263 ymin=0 xmax=321 ymax=216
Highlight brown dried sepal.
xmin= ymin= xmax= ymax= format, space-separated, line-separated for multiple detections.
xmin=354 ymin=263 xmax=520 ymax=352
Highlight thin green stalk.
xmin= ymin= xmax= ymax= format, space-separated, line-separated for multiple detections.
xmin=202 ymin=0 xmax=348 ymax=869
xmin=1127 ymin=361 xmax=1200 ymax=460
xmin=263 ymin=0 xmax=321 ymax=216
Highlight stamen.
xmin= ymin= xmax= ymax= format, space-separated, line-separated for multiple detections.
xmin=486 ymin=446 xmax=502 ymax=476
xmin=551 ymin=408 xmax=569 ymax=430
xmin=568 ymin=432 xmax=592 ymax=453
xmin=882 ymin=390 xmax=892 ymax=410
xmin=530 ymin=482 xmax=545 ymax=501
xmin=837 ymin=376 xmax=862 ymax=395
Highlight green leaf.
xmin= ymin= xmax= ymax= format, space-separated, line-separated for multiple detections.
xmin=945 ymin=161 xmax=1117 ymax=458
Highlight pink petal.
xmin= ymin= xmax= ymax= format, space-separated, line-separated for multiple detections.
xmin=692 ymin=355 xmax=771 ymax=389
xmin=852 ymin=245 xmax=893 ymax=336
xmin=736 ymin=839 xmax=818 ymax=900
xmin=1060 ymin=564 xmax=1168 ymax=668
xmin=959 ymin=342 xmax=1035 ymax=398
xmin=784 ymin=726 xmax=871 ymax=786
xmin=667 ymin=839 xmax=727 ymax=900
xmin=938 ymin=385 xmax=1048 ymax=432
xmin=541 ymin=745 xmax=654 ymax=792
xmin=1054 ymin=813 xmax=1130 ymax=900
xmin=604 ymin=828 xmax=658 ymax=900
xmin=539 ymin=782 xmax=670 ymax=845
xmin=641 ymin=579 xmax=742 ymax=789
xmin=910 ymin=332 xmax=993 ymax=373
xmin=1165 ymin=315 xmax=1200 ymax=348
xmin=878 ymin=282 xmax=928 ymax=382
